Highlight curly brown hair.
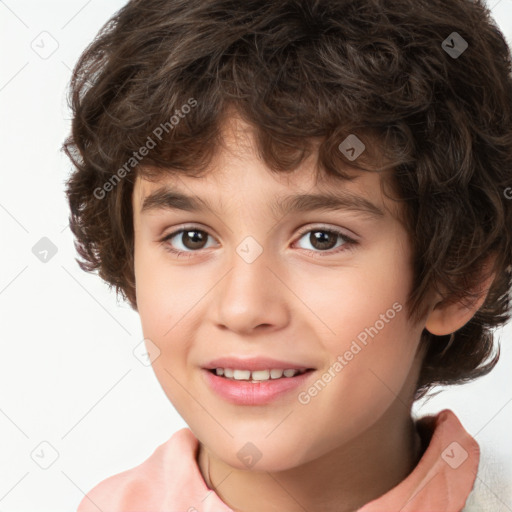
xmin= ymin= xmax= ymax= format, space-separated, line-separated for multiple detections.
xmin=63 ymin=0 xmax=512 ymax=400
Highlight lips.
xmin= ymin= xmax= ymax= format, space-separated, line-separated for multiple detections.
xmin=201 ymin=356 xmax=316 ymax=405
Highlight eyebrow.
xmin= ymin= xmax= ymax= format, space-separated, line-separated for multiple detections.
xmin=140 ymin=186 xmax=385 ymax=219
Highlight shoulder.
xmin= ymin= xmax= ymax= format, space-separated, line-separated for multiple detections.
xmin=77 ymin=428 xmax=197 ymax=512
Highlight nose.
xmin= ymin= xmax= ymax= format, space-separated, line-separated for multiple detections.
xmin=213 ymin=243 xmax=291 ymax=335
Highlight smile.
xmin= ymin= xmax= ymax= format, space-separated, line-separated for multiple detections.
xmin=210 ymin=368 xmax=309 ymax=382
xmin=202 ymin=368 xmax=315 ymax=405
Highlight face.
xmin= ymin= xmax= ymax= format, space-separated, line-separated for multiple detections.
xmin=132 ymin=115 xmax=427 ymax=472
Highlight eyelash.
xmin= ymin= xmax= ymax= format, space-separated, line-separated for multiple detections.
xmin=159 ymin=224 xmax=358 ymax=259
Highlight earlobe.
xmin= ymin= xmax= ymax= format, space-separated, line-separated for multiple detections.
xmin=424 ymin=258 xmax=496 ymax=337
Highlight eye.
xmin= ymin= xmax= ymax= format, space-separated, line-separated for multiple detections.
xmin=160 ymin=224 xmax=357 ymax=258
xmin=160 ymin=227 xmax=217 ymax=257
xmin=293 ymin=225 xmax=357 ymax=256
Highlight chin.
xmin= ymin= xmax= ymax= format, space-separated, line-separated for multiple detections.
xmin=205 ymin=436 xmax=314 ymax=472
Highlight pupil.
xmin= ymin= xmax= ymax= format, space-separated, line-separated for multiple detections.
xmin=312 ymin=231 xmax=336 ymax=250
xmin=185 ymin=230 xmax=205 ymax=249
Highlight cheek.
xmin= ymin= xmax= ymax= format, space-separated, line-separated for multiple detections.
xmin=134 ymin=242 xmax=197 ymax=335
xmin=299 ymin=242 xmax=417 ymax=407
xmin=134 ymin=247 xmax=167 ymax=334
xmin=295 ymin=242 xmax=413 ymax=355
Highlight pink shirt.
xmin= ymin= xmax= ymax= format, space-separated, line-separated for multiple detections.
xmin=77 ymin=409 xmax=479 ymax=511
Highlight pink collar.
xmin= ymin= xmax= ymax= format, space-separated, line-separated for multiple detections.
xmin=358 ymin=409 xmax=479 ymax=512
xmin=77 ymin=409 xmax=479 ymax=511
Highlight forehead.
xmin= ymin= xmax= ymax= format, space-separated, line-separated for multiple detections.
xmin=133 ymin=113 xmax=397 ymax=219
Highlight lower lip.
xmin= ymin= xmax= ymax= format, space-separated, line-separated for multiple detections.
xmin=202 ymin=369 xmax=314 ymax=405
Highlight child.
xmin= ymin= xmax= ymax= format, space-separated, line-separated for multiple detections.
xmin=63 ymin=0 xmax=512 ymax=510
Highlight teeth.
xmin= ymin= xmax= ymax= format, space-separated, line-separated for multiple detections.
xmin=212 ymin=368 xmax=307 ymax=381
xmin=233 ymin=370 xmax=251 ymax=380
xmin=270 ymin=369 xmax=284 ymax=379
xmin=251 ymin=370 xmax=270 ymax=381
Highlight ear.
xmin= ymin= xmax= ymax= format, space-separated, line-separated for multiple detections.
xmin=424 ymin=254 xmax=497 ymax=336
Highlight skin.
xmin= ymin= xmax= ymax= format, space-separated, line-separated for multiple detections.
xmin=131 ymin=113 xmax=493 ymax=512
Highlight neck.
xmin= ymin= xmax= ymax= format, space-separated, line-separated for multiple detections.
xmin=197 ymin=400 xmax=423 ymax=512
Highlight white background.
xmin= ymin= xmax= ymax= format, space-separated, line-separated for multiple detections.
xmin=0 ymin=1 xmax=511 ymax=510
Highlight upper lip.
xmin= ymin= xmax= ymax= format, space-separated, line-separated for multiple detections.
xmin=203 ymin=357 xmax=315 ymax=371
